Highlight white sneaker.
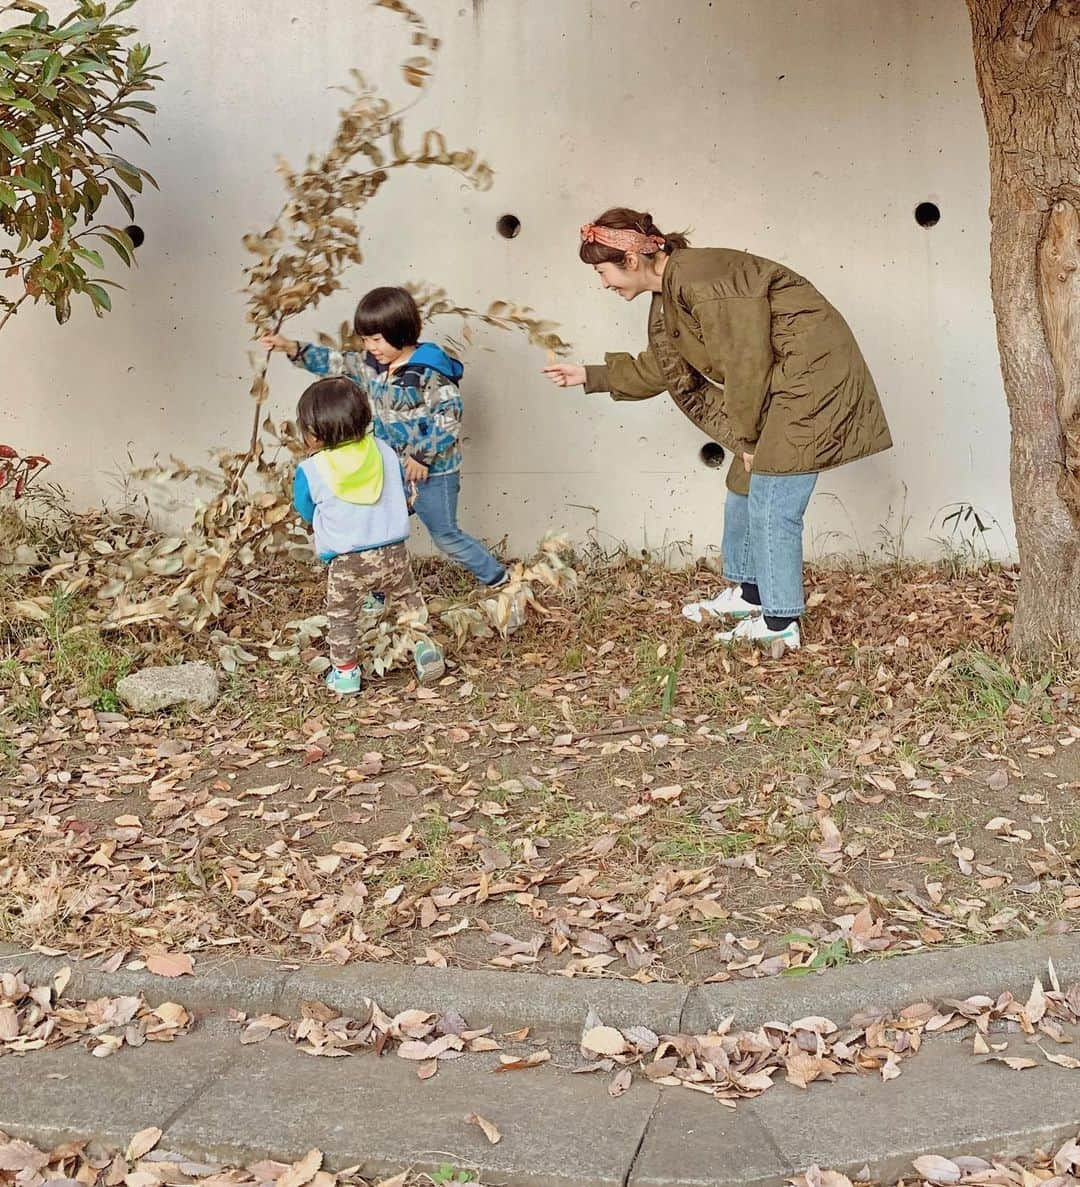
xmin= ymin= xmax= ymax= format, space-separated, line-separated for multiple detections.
xmin=716 ymin=616 xmax=801 ymax=651
xmin=682 ymin=585 xmax=762 ymax=624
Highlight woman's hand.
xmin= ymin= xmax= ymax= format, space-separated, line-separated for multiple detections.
xmin=259 ymin=332 xmax=299 ymax=355
xmin=404 ymin=456 xmax=430 ymax=485
xmin=542 ymin=363 xmax=587 ymax=388
xmin=742 ymin=452 xmax=755 ymax=473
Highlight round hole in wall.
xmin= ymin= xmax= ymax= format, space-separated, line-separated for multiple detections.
xmin=496 ymin=214 xmax=521 ymax=239
xmin=914 ymin=202 xmax=940 ymax=229
xmin=700 ymin=442 xmax=726 ymax=469
xmin=124 ymin=224 xmax=146 ymax=248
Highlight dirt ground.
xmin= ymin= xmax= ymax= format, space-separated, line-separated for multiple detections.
xmin=3 ymin=558 xmax=1079 ymax=983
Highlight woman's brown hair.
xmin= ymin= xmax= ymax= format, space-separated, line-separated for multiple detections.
xmin=578 ymin=207 xmax=691 ymax=266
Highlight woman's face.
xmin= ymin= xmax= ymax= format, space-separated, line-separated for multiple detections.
xmin=594 ymin=256 xmax=648 ymax=301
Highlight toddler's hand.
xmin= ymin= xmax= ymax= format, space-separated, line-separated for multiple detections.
xmin=259 ymin=332 xmax=299 ymax=355
xmin=404 ymin=457 xmax=429 ymax=484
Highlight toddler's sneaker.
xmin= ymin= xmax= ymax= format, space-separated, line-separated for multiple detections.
xmin=716 ymin=616 xmax=801 ymax=651
xmin=325 ymin=665 xmax=363 ymax=695
xmin=414 ymin=638 xmax=446 ymax=684
xmin=682 ymin=584 xmax=762 ymax=624
xmin=361 ymin=592 xmax=386 ymax=615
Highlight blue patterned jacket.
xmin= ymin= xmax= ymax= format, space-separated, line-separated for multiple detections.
xmin=291 ymin=341 xmax=465 ymax=476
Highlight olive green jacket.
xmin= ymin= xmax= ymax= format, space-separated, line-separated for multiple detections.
xmin=584 ymin=248 xmax=892 ymax=495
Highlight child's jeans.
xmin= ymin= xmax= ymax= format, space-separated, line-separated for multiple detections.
xmin=721 ymin=472 xmax=819 ymax=618
xmin=326 ymin=543 xmax=424 ymax=668
xmin=412 ymin=472 xmax=505 ymax=586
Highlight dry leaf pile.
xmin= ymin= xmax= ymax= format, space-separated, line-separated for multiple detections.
xmin=0 ymin=967 xmax=190 ymax=1059
xmin=0 ymin=1135 xmax=419 ymax=1187
xmin=577 ymin=965 xmax=1080 ymax=1107
xmin=234 ymin=998 xmax=506 ymax=1081
xmin=792 ymin=1133 xmax=1080 ymax=1187
xmin=2 ymin=560 xmax=1078 ymax=977
xmin=7 ymin=0 xmax=569 ymax=670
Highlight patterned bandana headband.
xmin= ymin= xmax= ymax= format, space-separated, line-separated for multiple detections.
xmin=580 ymin=223 xmax=667 ymax=255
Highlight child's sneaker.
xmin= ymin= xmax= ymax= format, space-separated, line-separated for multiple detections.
xmin=414 ymin=638 xmax=446 ymax=684
xmin=325 ymin=665 xmax=363 ymax=695
xmin=716 ymin=616 xmax=801 ymax=651
xmin=361 ymin=592 xmax=386 ymax=615
xmin=682 ymin=585 xmax=762 ymax=624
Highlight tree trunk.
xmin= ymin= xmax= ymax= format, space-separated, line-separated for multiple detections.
xmin=965 ymin=0 xmax=1080 ymax=661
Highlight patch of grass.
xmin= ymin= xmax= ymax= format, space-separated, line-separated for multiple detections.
xmin=430 ymin=1166 xmax=477 ymax=1186
xmin=562 ymin=645 xmax=585 ymax=672
xmin=533 ymin=790 xmax=602 ymax=842
xmin=645 ymin=816 xmax=753 ymax=864
xmin=0 ymin=657 xmax=46 ymax=725
xmin=782 ymin=934 xmax=853 ymax=977
xmin=0 ymin=735 xmax=16 ymax=775
xmin=933 ymin=650 xmax=1056 ymax=731
xmin=16 ymin=590 xmax=136 ymax=710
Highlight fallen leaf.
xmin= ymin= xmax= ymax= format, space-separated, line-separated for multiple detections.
xmin=278 ymin=1149 xmax=323 ymax=1187
xmin=125 ymin=1128 xmax=162 ymax=1161
xmin=1040 ymin=1047 xmax=1080 ymax=1070
xmin=495 ymin=1050 xmax=551 ymax=1072
xmin=985 ymin=1055 xmax=1038 ymax=1071
xmin=465 ymin=1113 xmax=502 ymax=1145
xmin=145 ymin=953 xmax=194 ymax=978
xmin=0 ymin=1141 xmax=50 ymax=1173
xmin=911 ymin=1156 xmax=961 ymax=1185
xmin=608 ymin=1066 xmax=633 ymax=1097
xmin=582 ymin=1025 xmax=628 ymax=1057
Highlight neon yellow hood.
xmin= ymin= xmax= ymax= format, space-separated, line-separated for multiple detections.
xmin=313 ymin=437 xmax=384 ymax=505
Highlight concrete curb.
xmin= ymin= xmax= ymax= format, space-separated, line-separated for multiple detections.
xmin=3 ymin=933 xmax=1079 ymax=1040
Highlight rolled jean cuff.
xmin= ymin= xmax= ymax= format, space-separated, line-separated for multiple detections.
xmin=765 ymin=604 xmax=805 ymax=618
xmin=722 ymin=567 xmax=756 ymax=584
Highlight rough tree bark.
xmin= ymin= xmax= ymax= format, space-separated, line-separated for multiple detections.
xmin=965 ymin=0 xmax=1080 ymax=661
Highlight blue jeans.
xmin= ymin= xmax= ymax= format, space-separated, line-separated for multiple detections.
xmin=721 ymin=473 xmax=818 ymax=618
xmin=412 ymin=472 xmax=505 ymax=586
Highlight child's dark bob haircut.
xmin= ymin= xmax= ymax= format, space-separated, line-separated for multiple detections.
xmin=353 ymin=286 xmax=422 ymax=350
xmin=297 ymin=378 xmax=372 ymax=449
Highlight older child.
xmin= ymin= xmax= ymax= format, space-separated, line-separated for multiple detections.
xmin=293 ymin=376 xmax=445 ymax=695
xmin=264 ymin=286 xmax=508 ymax=588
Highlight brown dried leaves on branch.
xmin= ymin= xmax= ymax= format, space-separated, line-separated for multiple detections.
xmin=13 ymin=0 xmax=570 ymax=675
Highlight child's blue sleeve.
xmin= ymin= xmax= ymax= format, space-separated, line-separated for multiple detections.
xmin=292 ymin=467 xmax=315 ymax=524
xmin=290 ymin=344 xmax=377 ymax=392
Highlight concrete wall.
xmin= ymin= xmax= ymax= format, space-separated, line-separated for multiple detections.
xmin=4 ymin=0 xmax=1011 ymax=562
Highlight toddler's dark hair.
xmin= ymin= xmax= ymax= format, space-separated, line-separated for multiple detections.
xmin=297 ymin=377 xmax=372 ymax=449
xmin=354 ymin=286 xmax=422 ymax=349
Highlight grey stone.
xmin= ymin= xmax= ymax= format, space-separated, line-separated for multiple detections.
xmin=0 ymin=1025 xmax=236 ymax=1151
xmin=116 ymin=662 xmax=219 ymax=713
xmin=749 ymin=1033 xmax=1080 ymax=1184
xmin=682 ymin=933 xmax=1080 ymax=1034
xmin=630 ymin=1094 xmax=788 ymax=1187
xmin=0 ymin=947 xmax=290 ymax=1018
xmin=278 ymin=962 xmax=690 ymax=1042
xmin=168 ymin=1040 xmax=659 ymax=1187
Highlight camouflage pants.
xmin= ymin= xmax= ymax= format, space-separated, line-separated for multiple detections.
xmin=326 ymin=543 xmax=425 ymax=668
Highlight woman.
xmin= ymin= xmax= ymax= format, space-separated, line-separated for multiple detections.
xmin=544 ymin=207 xmax=892 ymax=651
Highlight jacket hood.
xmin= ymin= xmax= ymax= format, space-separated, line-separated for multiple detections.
xmin=313 ymin=437 xmax=384 ymax=505
xmin=376 ymin=342 xmax=463 ymax=383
